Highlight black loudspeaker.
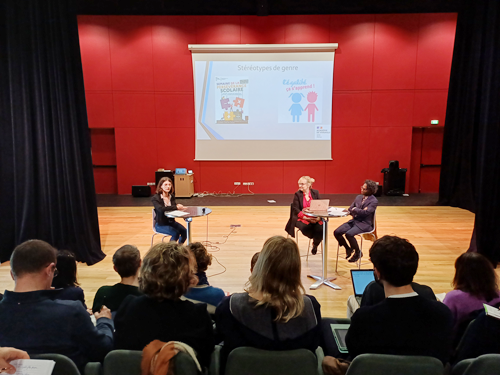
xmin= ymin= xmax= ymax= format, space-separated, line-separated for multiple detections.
xmin=132 ymin=185 xmax=151 ymax=197
xmin=155 ymin=170 xmax=175 ymax=190
xmin=381 ymin=160 xmax=407 ymax=196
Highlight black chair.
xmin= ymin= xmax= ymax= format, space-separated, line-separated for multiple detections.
xmin=452 ymin=354 xmax=500 ymax=375
xmin=381 ymin=160 xmax=407 ymax=196
xmin=346 ymin=353 xmax=443 ymax=375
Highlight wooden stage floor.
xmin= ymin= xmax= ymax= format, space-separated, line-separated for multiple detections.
xmin=0 ymin=205 xmax=486 ymax=318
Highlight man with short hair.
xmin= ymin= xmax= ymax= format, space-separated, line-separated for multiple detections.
xmin=334 ymin=179 xmax=378 ymax=263
xmin=345 ymin=235 xmax=453 ymax=363
xmin=0 ymin=240 xmax=114 ymax=370
xmin=92 ymin=244 xmax=142 ymax=313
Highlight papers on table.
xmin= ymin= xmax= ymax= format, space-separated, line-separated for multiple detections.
xmin=10 ymin=359 xmax=55 ymax=375
xmin=328 ymin=207 xmax=347 ymax=216
xmin=484 ymin=303 xmax=500 ymax=320
xmin=166 ymin=210 xmax=189 ymax=217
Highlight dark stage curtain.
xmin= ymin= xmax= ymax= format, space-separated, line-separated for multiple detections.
xmin=439 ymin=0 xmax=500 ymax=264
xmin=0 ymin=0 xmax=104 ymax=264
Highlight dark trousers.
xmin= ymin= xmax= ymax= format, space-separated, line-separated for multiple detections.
xmin=295 ymin=221 xmax=323 ymax=247
xmin=334 ymin=222 xmax=364 ymax=253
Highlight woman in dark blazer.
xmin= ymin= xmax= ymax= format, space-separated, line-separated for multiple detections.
xmin=151 ymin=177 xmax=187 ymax=244
xmin=285 ymin=176 xmax=323 ymax=255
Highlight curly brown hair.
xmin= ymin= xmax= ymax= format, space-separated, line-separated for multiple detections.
xmin=139 ymin=242 xmax=197 ymax=300
xmin=187 ymin=242 xmax=212 ymax=272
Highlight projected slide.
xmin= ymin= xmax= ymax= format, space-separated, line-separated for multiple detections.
xmin=195 ymin=61 xmax=332 ymax=141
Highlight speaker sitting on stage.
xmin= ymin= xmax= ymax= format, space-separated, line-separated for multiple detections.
xmin=151 ymin=177 xmax=187 ymax=244
xmin=285 ymin=176 xmax=323 ymax=255
xmin=334 ymin=180 xmax=378 ymax=263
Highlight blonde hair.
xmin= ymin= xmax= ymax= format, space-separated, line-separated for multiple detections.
xmin=246 ymin=236 xmax=305 ymax=322
xmin=139 ymin=242 xmax=197 ymax=300
xmin=299 ymin=176 xmax=315 ymax=186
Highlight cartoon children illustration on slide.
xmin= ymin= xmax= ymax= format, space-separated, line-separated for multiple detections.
xmin=304 ymin=91 xmax=319 ymax=122
xmin=289 ymin=93 xmax=304 ymax=122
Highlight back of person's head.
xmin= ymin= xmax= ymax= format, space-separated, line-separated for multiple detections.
xmin=139 ymin=242 xmax=197 ymax=301
xmin=369 ymin=235 xmax=419 ymax=287
xmin=113 ymin=245 xmax=141 ymax=278
xmin=10 ymin=240 xmax=57 ymax=278
xmin=51 ymin=250 xmax=79 ymax=288
xmin=453 ymin=252 xmax=499 ymax=301
xmin=247 ymin=236 xmax=305 ymax=322
xmin=187 ymin=242 xmax=212 ymax=273
xmin=250 ymin=252 xmax=260 ymax=272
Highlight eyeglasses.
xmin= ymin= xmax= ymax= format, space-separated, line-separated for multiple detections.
xmin=298 ymin=183 xmax=307 ymax=186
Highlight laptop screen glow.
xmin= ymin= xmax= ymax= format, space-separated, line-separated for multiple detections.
xmin=351 ymin=269 xmax=375 ymax=296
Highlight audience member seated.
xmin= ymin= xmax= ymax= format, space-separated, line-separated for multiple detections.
xmin=0 ymin=347 xmax=30 ymax=374
xmin=114 ymin=242 xmax=214 ymax=368
xmin=250 ymin=252 xmax=260 ymax=273
xmin=92 ymin=245 xmax=143 ymax=313
xmin=215 ymin=236 xmax=321 ymax=372
xmin=51 ymin=250 xmax=86 ymax=308
xmin=0 ymin=240 xmax=114 ymax=370
xmin=345 ymin=235 xmax=453 ymax=363
xmin=285 ymin=176 xmax=323 ymax=255
xmin=346 ymin=278 xmax=436 ymax=318
xmin=183 ymin=242 xmax=225 ymax=315
xmin=443 ymin=252 xmax=500 ymax=336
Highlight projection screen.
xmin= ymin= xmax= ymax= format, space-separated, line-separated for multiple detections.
xmin=189 ymin=44 xmax=338 ymax=161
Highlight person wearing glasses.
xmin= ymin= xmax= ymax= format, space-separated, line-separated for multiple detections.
xmin=334 ymin=179 xmax=378 ymax=263
xmin=0 ymin=240 xmax=114 ymax=371
xmin=285 ymin=176 xmax=323 ymax=255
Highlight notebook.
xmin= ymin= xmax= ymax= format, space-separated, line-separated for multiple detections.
xmin=351 ymin=269 xmax=375 ymax=305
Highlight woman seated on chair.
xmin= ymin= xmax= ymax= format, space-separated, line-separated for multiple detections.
xmin=151 ymin=177 xmax=187 ymax=244
xmin=215 ymin=236 xmax=321 ymax=371
xmin=114 ymin=242 xmax=214 ymax=367
xmin=333 ymin=179 xmax=378 ymax=263
xmin=443 ymin=252 xmax=500 ymax=337
xmin=285 ymin=176 xmax=323 ymax=255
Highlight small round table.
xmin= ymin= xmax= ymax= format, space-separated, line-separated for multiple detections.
xmin=165 ymin=206 xmax=212 ymax=245
xmin=304 ymin=209 xmax=347 ymax=290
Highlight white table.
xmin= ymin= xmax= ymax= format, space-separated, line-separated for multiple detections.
xmin=165 ymin=206 xmax=212 ymax=245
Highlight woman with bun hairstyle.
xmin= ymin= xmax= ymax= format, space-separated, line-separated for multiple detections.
xmin=285 ymin=176 xmax=323 ymax=255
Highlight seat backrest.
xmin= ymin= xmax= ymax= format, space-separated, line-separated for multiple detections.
xmin=31 ymin=353 xmax=81 ymax=375
xmin=346 ymin=353 xmax=443 ymax=375
xmin=459 ymin=354 xmax=500 ymax=375
xmin=225 ymin=347 xmax=317 ymax=375
xmin=103 ymin=349 xmax=199 ymax=375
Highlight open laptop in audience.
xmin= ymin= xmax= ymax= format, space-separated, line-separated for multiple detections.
xmin=351 ymin=269 xmax=375 ymax=305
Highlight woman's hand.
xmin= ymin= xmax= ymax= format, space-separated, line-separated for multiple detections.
xmin=176 ymin=204 xmax=185 ymax=210
xmin=0 ymin=347 xmax=29 ymax=374
xmin=95 ymin=305 xmax=112 ymax=320
xmin=302 ymin=207 xmax=311 ymax=213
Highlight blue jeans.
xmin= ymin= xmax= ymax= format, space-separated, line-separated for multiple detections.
xmin=155 ymin=221 xmax=187 ymax=244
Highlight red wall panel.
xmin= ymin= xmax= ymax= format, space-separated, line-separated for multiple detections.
xmin=372 ymin=14 xmax=419 ymax=90
xmin=326 ymin=127 xmax=371 ymax=193
xmin=113 ymin=93 xmax=156 ymax=128
xmin=115 ymin=128 xmax=158 ymax=194
xmin=332 ymin=92 xmax=372 ymax=128
xmin=93 ymin=168 xmax=118 ymax=194
xmin=86 ymin=92 xmax=114 ymax=129
xmin=155 ymin=93 xmax=195 ymax=128
xmin=78 ymin=16 xmax=112 ymax=91
xmin=415 ymin=13 xmax=457 ymax=90
xmin=79 ymin=14 xmax=457 ymax=195
xmin=371 ymin=91 xmax=415 ymax=127
xmin=284 ymin=15 xmax=330 ymax=43
xmin=241 ymin=162 xmax=285 ymax=194
xmin=90 ymin=128 xmax=116 ymax=165
xmin=413 ymin=90 xmax=448 ymax=127
xmin=108 ymin=17 xmax=155 ymax=91
xmin=330 ymin=15 xmax=375 ymax=91
xmin=240 ymin=16 xmax=286 ymax=44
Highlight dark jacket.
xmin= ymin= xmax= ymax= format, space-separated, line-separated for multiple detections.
xmin=114 ymin=295 xmax=214 ymax=367
xmin=285 ymin=189 xmax=320 ymax=237
xmin=0 ymin=290 xmax=114 ymax=370
xmin=347 ymin=194 xmax=378 ymax=232
xmin=360 ymin=280 xmax=436 ymax=307
xmin=151 ymin=193 xmax=179 ymax=226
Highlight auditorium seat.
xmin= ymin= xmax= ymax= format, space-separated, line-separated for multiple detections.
xmin=345 ymin=353 xmax=443 ymax=375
